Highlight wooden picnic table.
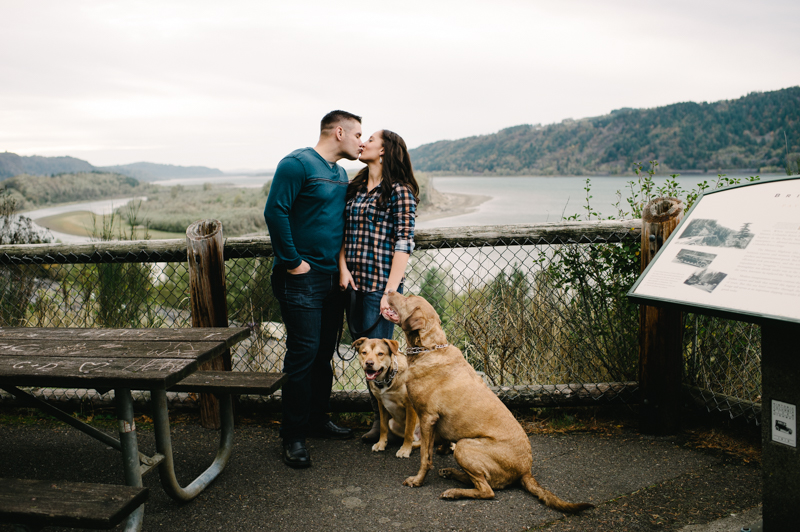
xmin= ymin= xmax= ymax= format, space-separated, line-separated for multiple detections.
xmin=0 ymin=326 xmax=257 ymax=532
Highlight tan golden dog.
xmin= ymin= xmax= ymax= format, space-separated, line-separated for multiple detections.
xmin=353 ymin=338 xmax=420 ymax=458
xmin=383 ymin=292 xmax=593 ymax=513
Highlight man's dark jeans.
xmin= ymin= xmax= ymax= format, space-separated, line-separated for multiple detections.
xmin=271 ymin=266 xmax=343 ymax=443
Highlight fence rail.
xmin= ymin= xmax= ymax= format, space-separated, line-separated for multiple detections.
xmin=0 ymin=221 xmax=761 ymax=422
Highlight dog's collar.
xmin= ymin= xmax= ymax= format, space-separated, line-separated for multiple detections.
xmin=404 ymin=344 xmax=450 ymax=356
xmin=373 ymin=353 xmax=398 ymax=389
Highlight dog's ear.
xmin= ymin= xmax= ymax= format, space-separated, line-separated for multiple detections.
xmin=404 ymin=306 xmax=427 ymax=332
xmin=352 ymin=337 xmax=366 ymax=349
xmin=384 ymin=339 xmax=400 ymax=355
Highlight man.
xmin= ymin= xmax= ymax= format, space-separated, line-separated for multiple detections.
xmin=264 ymin=110 xmax=363 ymax=468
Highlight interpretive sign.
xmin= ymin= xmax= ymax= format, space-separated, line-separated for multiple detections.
xmin=628 ymin=176 xmax=800 ymax=324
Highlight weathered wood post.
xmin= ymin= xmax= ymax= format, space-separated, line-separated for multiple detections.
xmin=186 ymin=219 xmax=231 ymax=429
xmin=639 ymin=197 xmax=685 ymax=434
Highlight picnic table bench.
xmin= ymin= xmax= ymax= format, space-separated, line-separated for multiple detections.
xmin=0 ymin=326 xmax=286 ymax=531
xmin=0 ymin=478 xmax=149 ymax=531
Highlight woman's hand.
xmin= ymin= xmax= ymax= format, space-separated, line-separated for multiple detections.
xmin=339 ymin=268 xmax=356 ymax=291
xmin=380 ymin=292 xmax=391 ymax=317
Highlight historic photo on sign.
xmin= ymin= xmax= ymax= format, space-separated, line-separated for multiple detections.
xmin=677 ymin=219 xmax=755 ymax=249
xmin=673 ymin=249 xmax=717 ymax=268
xmin=683 ymin=268 xmax=728 ymax=293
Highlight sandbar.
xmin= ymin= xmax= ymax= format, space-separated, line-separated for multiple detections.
xmin=416 ymin=192 xmax=490 ymax=223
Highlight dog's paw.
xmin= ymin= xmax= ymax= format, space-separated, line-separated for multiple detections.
xmin=438 ymin=468 xmax=456 ymax=479
xmin=440 ymin=489 xmax=462 ymax=499
xmin=403 ymin=476 xmax=423 ymax=487
xmin=371 ymin=441 xmax=386 ymax=452
xmin=396 ymin=446 xmax=412 ymax=458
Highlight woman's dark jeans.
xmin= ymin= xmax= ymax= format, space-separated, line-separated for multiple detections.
xmin=271 ymin=266 xmax=343 ymax=443
xmin=346 ymin=285 xmax=402 ymax=341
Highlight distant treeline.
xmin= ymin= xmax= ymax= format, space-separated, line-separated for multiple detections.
xmin=98 ymin=162 xmax=224 ymax=181
xmin=0 ymin=153 xmax=224 ymax=181
xmin=409 ymin=86 xmax=800 ymax=175
xmin=0 ymin=153 xmax=93 ymax=179
xmin=2 ymin=172 xmax=154 ymax=211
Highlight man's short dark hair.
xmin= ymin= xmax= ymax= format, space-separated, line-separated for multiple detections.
xmin=321 ymin=110 xmax=362 ymax=132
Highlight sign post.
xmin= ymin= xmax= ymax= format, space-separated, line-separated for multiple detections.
xmin=628 ymin=177 xmax=800 ymax=531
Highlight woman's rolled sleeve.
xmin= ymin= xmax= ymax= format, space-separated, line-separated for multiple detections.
xmin=391 ymin=184 xmax=417 ymax=254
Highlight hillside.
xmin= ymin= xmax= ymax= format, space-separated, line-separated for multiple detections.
xmin=1 ymin=172 xmax=153 ymax=211
xmin=98 ymin=162 xmax=224 ymax=181
xmin=0 ymin=153 xmax=224 ymax=181
xmin=409 ymin=86 xmax=800 ymax=175
xmin=0 ymin=153 xmax=93 ymax=179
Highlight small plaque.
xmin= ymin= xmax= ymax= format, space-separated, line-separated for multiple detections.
xmin=772 ymin=400 xmax=796 ymax=447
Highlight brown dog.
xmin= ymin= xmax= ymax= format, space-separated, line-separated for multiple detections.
xmin=353 ymin=338 xmax=420 ymax=458
xmin=383 ymin=292 xmax=593 ymax=513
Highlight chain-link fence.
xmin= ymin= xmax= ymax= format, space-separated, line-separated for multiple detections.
xmin=0 ymin=221 xmax=761 ymax=422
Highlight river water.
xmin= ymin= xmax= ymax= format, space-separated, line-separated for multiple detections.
xmin=416 ymin=174 xmax=772 ymax=229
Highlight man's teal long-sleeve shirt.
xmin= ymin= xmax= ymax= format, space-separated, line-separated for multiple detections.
xmin=264 ymin=148 xmax=349 ymax=274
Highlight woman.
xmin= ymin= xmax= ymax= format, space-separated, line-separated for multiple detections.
xmin=338 ymin=129 xmax=419 ymax=442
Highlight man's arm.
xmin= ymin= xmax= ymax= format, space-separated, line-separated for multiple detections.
xmin=264 ymin=157 xmax=306 ymax=270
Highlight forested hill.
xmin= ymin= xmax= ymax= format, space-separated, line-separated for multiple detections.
xmin=0 ymin=153 xmax=93 ymax=179
xmin=0 ymin=153 xmax=224 ymax=181
xmin=98 ymin=162 xmax=224 ymax=180
xmin=409 ymin=86 xmax=800 ymax=176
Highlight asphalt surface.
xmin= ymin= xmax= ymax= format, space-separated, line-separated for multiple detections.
xmin=0 ymin=410 xmax=762 ymax=532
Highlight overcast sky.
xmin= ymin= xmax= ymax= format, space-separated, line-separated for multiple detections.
xmin=2 ymin=0 xmax=798 ymax=172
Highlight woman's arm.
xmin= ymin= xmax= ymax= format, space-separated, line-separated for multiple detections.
xmin=380 ymin=251 xmax=409 ymax=315
xmin=339 ymin=243 xmax=355 ymax=291
xmin=381 ymin=184 xmax=417 ymax=315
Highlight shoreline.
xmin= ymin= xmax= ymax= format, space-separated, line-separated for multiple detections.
xmin=416 ymin=192 xmax=490 ymax=223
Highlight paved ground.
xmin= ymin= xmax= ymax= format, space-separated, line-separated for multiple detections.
xmin=0 ymin=407 xmax=762 ymax=532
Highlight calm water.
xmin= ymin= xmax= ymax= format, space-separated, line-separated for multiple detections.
xmin=416 ymin=174 xmax=772 ymax=229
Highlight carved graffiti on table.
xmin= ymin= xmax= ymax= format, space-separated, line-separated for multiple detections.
xmin=0 ymin=343 xmax=41 ymax=353
xmin=0 ymin=341 xmax=204 ymax=359
xmin=0 ymin=358 xmax=192 ymax=375
xmin=11 ymin=361 xmax=59 ymax=372
xmin=122 ymin=358 xmax=192 ymax=373
xmin=0 ymin=328 xmax=230 ymax=341
xmin=79 ymin=362 xmax=111 ymax=373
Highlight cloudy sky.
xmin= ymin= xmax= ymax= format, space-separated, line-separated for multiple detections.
xmin=2 ymin=0 xmax=798 ymax=172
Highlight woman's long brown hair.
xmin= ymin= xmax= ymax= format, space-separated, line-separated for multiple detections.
xmin=346 ymin=130 xmax=420 ymax=207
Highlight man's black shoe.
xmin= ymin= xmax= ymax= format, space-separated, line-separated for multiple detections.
xmin=283 ymin=440 xmax=311 ymax=468
xmin=308 ymin=420 xmax=354 ymax=440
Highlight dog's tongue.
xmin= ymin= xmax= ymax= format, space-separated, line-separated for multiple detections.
xmin=365 ymin=369 xmax=379 ymax=381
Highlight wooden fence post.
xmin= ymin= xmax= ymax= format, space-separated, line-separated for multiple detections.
xmin=639 ymin=197 xmax=685 ymax=435
xmin=186 ymin=219 xmax=231 ymax=429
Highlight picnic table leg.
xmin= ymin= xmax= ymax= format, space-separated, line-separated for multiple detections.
xmin=151 ymin=389 xmax=234 ymax=502
xmin=116 ymin=387 xmax=146 ymax=532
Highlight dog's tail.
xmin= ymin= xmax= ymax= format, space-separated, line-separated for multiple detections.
xmin=520 ymin=473 xmax=594 ymax=514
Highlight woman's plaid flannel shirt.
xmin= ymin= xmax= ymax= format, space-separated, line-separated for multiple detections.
xmin=343 ymin=181 xmax=417 ymax=292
